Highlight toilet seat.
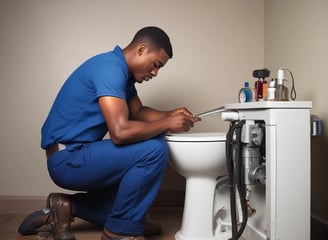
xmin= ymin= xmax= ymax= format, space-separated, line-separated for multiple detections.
xmin=165 ymin=132 xmax=226 ymax=142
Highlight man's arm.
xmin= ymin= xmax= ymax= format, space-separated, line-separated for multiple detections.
xmin=128 ymin=96 xmax=194 ymax=122
xmin=98 ymin=96 xmax=199 ymax=145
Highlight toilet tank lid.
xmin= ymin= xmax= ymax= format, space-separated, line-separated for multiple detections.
xmin=165 ymin=132 xmax=226 ymax=142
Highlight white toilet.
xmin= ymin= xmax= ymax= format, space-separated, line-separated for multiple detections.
xmin=165 ymin=132 xmax=228 ymax=240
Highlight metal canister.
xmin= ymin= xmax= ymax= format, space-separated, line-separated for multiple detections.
xmin=311 ymin=114 xmax=322 ymax=136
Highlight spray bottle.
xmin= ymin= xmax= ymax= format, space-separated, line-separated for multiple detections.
xmin=276 ymin=69 xmax=289 ymax=101
xmin=253 ymin=68 xmax=270 ymax=101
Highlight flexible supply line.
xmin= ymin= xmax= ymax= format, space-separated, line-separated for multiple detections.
xmin=195 ymin=106 xmax=226 ymax=118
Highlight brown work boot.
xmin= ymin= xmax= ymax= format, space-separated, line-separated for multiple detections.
xmin=18 ymin=208 xmax=53 ymax=235
xmin=47 ymin=193 xmax=75 ymax=240
xmin=101 ymin=229 xmax=145 ymax=240
xmin=18 ymin=193 xmax=74 ymax=238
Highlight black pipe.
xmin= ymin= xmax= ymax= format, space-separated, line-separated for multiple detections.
xmin=225 ymin=121 xmax=238 ymax=239
xmin=226 ymin=120 xmax=249 ymax=240
xmin=234 ymin=120 xmax=248 ymax=239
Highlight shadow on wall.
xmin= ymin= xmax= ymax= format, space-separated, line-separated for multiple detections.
xmin=311 ymin=126 xmax=328 ymax=220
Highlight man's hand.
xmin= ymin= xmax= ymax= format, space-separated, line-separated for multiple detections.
xmin=167 ymin=108 xmax=201 ymax=133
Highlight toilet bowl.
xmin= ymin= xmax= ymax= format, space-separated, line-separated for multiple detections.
xmin=165 ymin=132 xmax=227 ymax=240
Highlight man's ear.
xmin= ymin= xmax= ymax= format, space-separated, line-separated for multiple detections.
xmin=137 ymin=44 xmax=148 ymax=56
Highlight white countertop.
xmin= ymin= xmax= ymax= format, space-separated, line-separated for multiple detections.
xmin=225 ymin=101 xmax=312 ymax=110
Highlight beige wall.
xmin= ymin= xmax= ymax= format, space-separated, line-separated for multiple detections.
xmin=0 ymin=0 xmax=264 ymax=197
xmin=264 ymin=0 xmax=328 ymax=223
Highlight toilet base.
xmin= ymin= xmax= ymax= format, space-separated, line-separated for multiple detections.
xmin=177 ymin=177 xmax=218 ymax=240
xmin=175 ymin=176 xmax=239 ymax=240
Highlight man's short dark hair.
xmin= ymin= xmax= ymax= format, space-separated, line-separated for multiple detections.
xmin=131 ymin=26 xmax=173 ymax=58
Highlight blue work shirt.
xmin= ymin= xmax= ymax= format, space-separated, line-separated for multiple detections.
xmin=41 ymin=46 xmax=137 ymax=149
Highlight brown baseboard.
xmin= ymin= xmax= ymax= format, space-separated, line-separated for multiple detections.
xmin=0 ymin=190 xmax=185 ymax=214
xmin=0 ymin=195 xmax=47 ymax=214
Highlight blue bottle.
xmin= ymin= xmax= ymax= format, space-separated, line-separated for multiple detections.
xmin=238 ymin=82 xmax=253 ymax=103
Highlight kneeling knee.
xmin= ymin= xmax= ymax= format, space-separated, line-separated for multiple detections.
xmin=143 ymin=136 xmax=168 ymax=165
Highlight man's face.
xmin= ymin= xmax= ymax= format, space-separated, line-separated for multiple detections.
xmin=133 ymin=46 xmax=169 ymax=83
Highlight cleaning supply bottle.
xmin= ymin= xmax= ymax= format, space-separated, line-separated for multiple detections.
xmin=267 ymin=78 xmax=276 ymax=101
xmin=276 ymin=69 xmax=289 ymax=101
xmin=238 ymin=82 xmax=253 ymax=103
xmin=262 ymin=80 xmax=268 ymax=100
xmin=253 ymin=68 xmax=270 ymax=101
xmin=249 ymin=84 xmax=256 ymax=101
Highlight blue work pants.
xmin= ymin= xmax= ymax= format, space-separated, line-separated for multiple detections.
xmin=46 ymin=134 xmax=168 ymax=235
